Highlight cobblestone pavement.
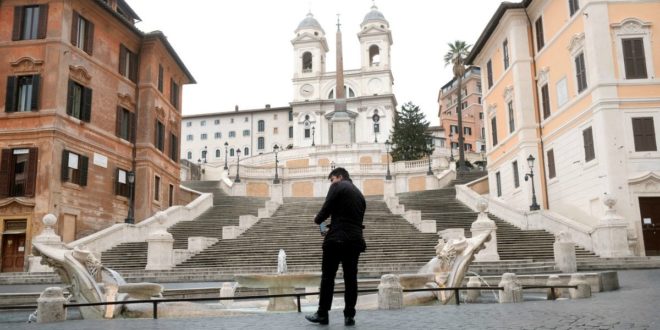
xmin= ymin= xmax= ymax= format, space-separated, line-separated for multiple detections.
xmin=1 ymin=269 xmax=658 ymax=329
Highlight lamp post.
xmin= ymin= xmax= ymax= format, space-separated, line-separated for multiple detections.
xmin=125 ymin=171 xmax=135 ymax=224
xmin=311 ymin=126 xmax=315 ymax=146
xmin=426 ymin=137 xmax=434 ymax=175
xmin=524 ymin=154 xmax=541 ymax=211
xmin=235 ymin=149 xmax=241 ymax=183
xmin=273 ymin=144 xmax=280 ymax=184
xmin=223 ymin=141 xmax=229 ymax=170
xmin=448 ymin=132 xmax=455 ymax=162
xmin=384 ymin=139 xmax=392 ymax=180
xmin=197 ymin=158 xmax=202 ymax=180
xmin=203 ymin=146 xmax=208 ymax=163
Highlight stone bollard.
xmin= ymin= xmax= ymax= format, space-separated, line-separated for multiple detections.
xmin=37 ymin=287 xmax=67 ymax=323
xmin=553 ymin=232 xmax=577 ymax=273
xmin=378 ymin=274 xmax=404 ymax=310
xmin=498 ymin=273 xmax=523 ymax=303
xmin=470 ymin=198 xmax=500 ymax=261
xmin=465 ymin=276 xmax=481 ymax=303
xmin=546 ymin=275 xmax=568 ymax=300
xmin=219 ymin=282 xmax=237 ymax=306
xmin=568 ymin=274 xmax=592 ymax=299
xmin=146 ymin=212 xmax=174 ymax=270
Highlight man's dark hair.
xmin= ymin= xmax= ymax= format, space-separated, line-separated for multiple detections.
xmin=328 ymin=167 xmax=351 ymax=182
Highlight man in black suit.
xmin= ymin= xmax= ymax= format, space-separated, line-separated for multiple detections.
xmin=305 ymin=167 xmax=366 ymax=326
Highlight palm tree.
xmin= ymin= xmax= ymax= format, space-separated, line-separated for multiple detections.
xmin=443 ymin=40 xmax=472 ymax=173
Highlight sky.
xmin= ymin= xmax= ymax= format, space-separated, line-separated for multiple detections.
xmin=127 ymin=0 xmax=503 ymax=126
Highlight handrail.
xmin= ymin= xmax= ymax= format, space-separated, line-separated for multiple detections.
xmin=0 ymin=285 xmax=578 ymax=317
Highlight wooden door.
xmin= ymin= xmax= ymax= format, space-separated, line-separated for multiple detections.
xmin=640 ymin=197 xmax=660 ymax=256
xmin=1 ymin=234 xmax=26 ymax=272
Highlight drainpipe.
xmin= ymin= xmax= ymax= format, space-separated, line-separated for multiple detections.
xmin=130 ymin=45 xmax=141 ymax=222
xmin=524 ymin=8 xmax=549 ymax=209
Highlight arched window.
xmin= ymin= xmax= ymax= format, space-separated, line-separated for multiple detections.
xmin=258 ymin=120 xmax=265 ymax=132
xmin=187 ymin=151 xmax=192 ymax=160
xmin=244 ymin=147 xmax=249 ymax=156
xmin=230 ymin=148 xmax=235 ymax=157
xmin=302 ymin=52 xmax=312 ymax=72
xmin=258 ymin=137 xmax=265 ymax=150
xmin=328 ymin=86 xmax=356 ymax=99
xmin=215 ymin=149 xmax=220 ymax=158
xmin=369 ymin=45 xmax=380 ymax=66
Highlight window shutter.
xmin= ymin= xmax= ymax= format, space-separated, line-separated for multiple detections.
xmin=61 ymin=150 xmax=69 ymax=181
xmin=547 ymin=149 xmax=556 ymax=179
xmin=24 ymin=148 xmax=38 ymax=197
xmin=115 ymin=107 xmax=122 ymax=137
xmin=82 ymin=87 xmax=92 ymax=122
xmin=130 ymin=111 xmax=136 ymax=143
xmin=37 ymin=4 xmax=48 ymax=39
xmin=114 ymin=168 xmax=120 ymax=195
xmin=541 ymin=84 xmax=550 ymax=119
xmin=583 ymin=127 xmax=595 ymax=161
xmin=154 ymin=121 xmax=158 ymax=147
xmin=119 ymin=45 xmax=127 ymax=76
xmin=633 ymin=118 xmax=657 ymax=152
xmin=66 ymin=80 xmax=74 ymax=115
xmin=30 ymin=75 xmax=40 ymax=111
xmin=491 ymin=117 xmax=498 ymax=146
xmin=79 ymin=155 xmax=88 ymax=186
xmin=5 ymin=76 xmax=17 ymax=113
xmin=12 ymin=6 xmax=23 ymax=41
xmin=70 ymin=11 xmax=79 ymax=47
xmin=129 ymin=52 xmax=138 ymax=82
xmin=0 ymin=149 xmax=11 ymax=198
xmin=85 ymin=20 xmax=94 ymax=55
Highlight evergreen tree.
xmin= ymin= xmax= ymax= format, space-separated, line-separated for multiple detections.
xmin=390 ymin=102 xmax=431 ymax=161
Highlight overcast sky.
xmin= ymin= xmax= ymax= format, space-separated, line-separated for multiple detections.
xmin=127 ymin=0 xmax=502 ymax=125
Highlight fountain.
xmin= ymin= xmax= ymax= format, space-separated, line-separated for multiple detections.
xmin=234 ymin=249 xmax=321 ymax=311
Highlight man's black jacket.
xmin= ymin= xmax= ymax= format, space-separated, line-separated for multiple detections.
xmin=314 ymin=179 xmax=367 ymax=252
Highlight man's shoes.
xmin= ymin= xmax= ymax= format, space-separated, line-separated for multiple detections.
xmin=345 ymin=316 xmax=355 ymax=326
xmin=305 ymin=312 xmax=329 ymax=325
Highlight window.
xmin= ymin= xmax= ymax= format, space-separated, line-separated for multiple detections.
xmin=541 ymin=84 xmax=551 ymax=119
xmin=464 ymin=127 xmax=472 ymax=135
xmin=168 ymin=184 xmax=174 ymax=207
xmin=12 ymin=5 xmax=48 ymax=41
xmin=119 ymin=45 xmax=137 ymax=82
xmin=478 ymin=97 xmax=482 ymax=104
xmin=632 ymin=117 xmax=657 ymax=152
xmin=481 ymin=127 xmax=485 ymax=139
xmin=289 ymin=111 xmax=293 ymax=121
xmin=0 ymin=148 xmax=38 ymax=197
xmin=583 ymin=127 xmax=595 ymax=162
xmin=200 ymin=133 xmax=207 ymax=140
xmin=244 ymin=117 xmax=248 ymax=122
xmin=186 ymin=134 xmax=193 ymax=141
xmin=302 ymin=52 xmax=312 ymax=72
xmin=115 ymin=107 xmax=135 ymax=142
xmin=244 ymin=147 xmax=249 ymax=156
xmin=169 ymin=133 xmax=178 ymax=161
xmin=374 ymin=123 xmax=380 ymax=133
xmin=547 ymin=149 xmax=556 ymax=179
xmin=229 ymin=131 xmax=236 ymax=138
xmin=214 ymin=119 xmax=220 ymax=125
xmin=61 ymin=150 xmax=88 ymax=186
xmin=243 ymin=129 xmax=250 ymax=136
xmin=512 ymin=161 xmax=520 ymax=188
xmin=328 ymin=86 xmax=356 ymax=99
xmin=535 ymin=16 xmax=545 ymax=51
xmin=486 ymin=60 xmax=493 ymax=89
xmin=496 ymin=172 xmax=502 ymax=197
xmin=289 ymin=126 xmax=293 ymax=138
xmin=491 ymin=117 xmax=498 ymax=146
xmin=186 ymin=122 xmax=192 ymax=127
xmin=503 ymin=39 xmax=509 ymax=70
xmin=158 ymin=65 xmax=164 ymax=93
xmin=273 ymin=127 xmax=279 ymax=134
xmin=215 ymin=132 xmax=221 ymax=139
xmin=201 ymin=149 xmax=207 ymax=160
xmin=575 ymin=52 xmax=588 ymax=93
xmin=476 ymin=82 xmax=482 ymax=93
xmin=170 ymin=79 xmax=179 ymax=110
xmin=154 ymin=175 xmax=160 ymax=201
xmin=200 ymin=120 xmax=206 ymax=126
xmin=451 ymin=142 xmax=459 ymax=149
xmin=274 ymin=114 xmax=278 ymax=120
xmin=462 ymin=101 xmax=468 ymax=110
xmin=258 ymin=120 xmax=265 ymax=132
xmin=115 ymin=168 xmax=129 ymax=197
xmin=569 ymin=0 xmax=580 ymax=16
xmin=304 ymin=128 xmax=310 ymax=138
xmin=66 ymin=80 xmax=92 ymax=122
xmin=258 ymin=137 xmax=265 ymax=150
xmin=5 ymin=75 xmax=40 ymax=112
xmin=230 ymin=148 xmax=235 ymax=157
xmin=479 ymin=112 xmax=484 ymax=119
xmin=508 ymin=101 xmax=515 ymax=133
xmin=369 ymin=45 xmax=381 ymax=66
xmin=230 ymin=118 xmax=234 ymax=124
xmin=450 ymin=125 xmax=458 ymax=134
xmin=71 ymin=12 xmax=94 ymax=55
xmin=155 ymin=120 xmax=165 ymax=152
xmin=215 ymin=149 xmax=221 ymax=158
xmin=187 ymin=151 xmax=192 ymax=159
xmin=464 ymin=144 xmax=472 ymax=151
xmin=622 ymin=38 xmax=648 ymax=79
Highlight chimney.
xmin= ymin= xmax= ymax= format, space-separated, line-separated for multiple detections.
xmin=265 ymin=104 xmax=271 ymax=109
xmin=235 ymin=105 xmax=239 ymax=111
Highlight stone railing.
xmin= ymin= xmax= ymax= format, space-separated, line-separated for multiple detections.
xmin=67 ymin=189 xmax=213 ymax=255
xmin=455 ymin=184 xmax=595 ymax=252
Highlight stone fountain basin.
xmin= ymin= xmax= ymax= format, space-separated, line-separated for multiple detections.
xmin=234 ymin=273 xmax=322 ymax=288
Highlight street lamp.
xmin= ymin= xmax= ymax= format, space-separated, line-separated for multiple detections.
xmin=273 ymin=144 xmax=280 ymax=184
xmin=384 ymin=139 xmax=392 ymax=180
xmin=203 ymin=146 xmax=208 ymax=163
xmin=311 ymin=126 xmax=315 ymax=146
xmin=448 ymin=132 xmax=455 ymax=162
xmin=124 ymin=171 xmax=135 ymax=224
xmin=235 ymin=148 xmax=241 ymax=183
xmin=223 ymin=141 xmax=229 ymax=170
xmin=524 ymin=154 xmax=541 ymax=211
xmin=426 ymin=137 xmax=434 ymax=175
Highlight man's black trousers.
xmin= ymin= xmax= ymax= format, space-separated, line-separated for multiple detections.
xmin=318 ymin=241 xmax=361 ymax=317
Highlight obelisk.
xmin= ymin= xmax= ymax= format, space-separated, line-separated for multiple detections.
xmin=331 ymin=14 xmax=352 ymax=145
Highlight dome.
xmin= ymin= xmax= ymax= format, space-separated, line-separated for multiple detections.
xmin=362 ymin=5 xmax=388 ymax=25
xmin=296 ymin=12 xmax=324 ymax=33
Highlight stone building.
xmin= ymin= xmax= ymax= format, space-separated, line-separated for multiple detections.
xmin=438 ymin=66 xmax=486 ymax=154
xmin=0 ymin=0 xmax=194 ymax=272
xmin=467 ymin=0 xmax=660 ymax=256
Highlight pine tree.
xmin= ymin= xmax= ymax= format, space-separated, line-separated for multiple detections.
xmin=390 ymin=102 xmax=431 ymax=161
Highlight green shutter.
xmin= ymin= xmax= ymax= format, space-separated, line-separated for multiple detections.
xmin=61 ymin=150 xmax=69 ymax=181
xmin=5 ymin=76 xmax=17 ymax=112
xmin=79 ymin=155 xmax=88 ymax=186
